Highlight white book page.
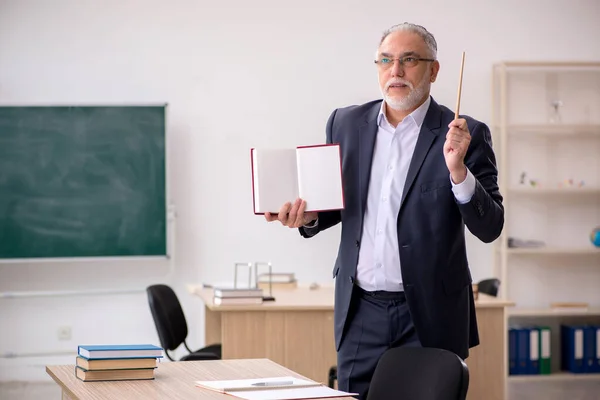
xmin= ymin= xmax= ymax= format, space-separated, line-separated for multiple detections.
xmin=231 ymin=386 xmax=357 ymax=400
xmin=252 ymin=149 xmax=298 ymax=213
xmin=296 ymin=145 xmax=344 ymax=212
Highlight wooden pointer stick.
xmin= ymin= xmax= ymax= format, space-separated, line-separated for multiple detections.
xmin=455 ymin=51 xmax=465 ymax=119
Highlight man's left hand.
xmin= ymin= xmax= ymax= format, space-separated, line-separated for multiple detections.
xmin=444 ymin=118 xmax=471 ymax=184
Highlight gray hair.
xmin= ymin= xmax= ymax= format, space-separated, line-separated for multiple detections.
xmin=377 ymin=23 xmax=438 ymax=59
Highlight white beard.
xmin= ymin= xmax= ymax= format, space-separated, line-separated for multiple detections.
xmin=382 ymin=73 xmax=431 ymax=111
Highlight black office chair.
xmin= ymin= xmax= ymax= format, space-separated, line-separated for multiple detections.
xmin=367 ymin=347 xmax=469 ymax=400
xmin=146 ymin=284 xmax=221 ymax=361
xmin=477 ymin=278 xmax=501 ymax=297
xmin=328 ymin=365 xmax=337 ymax=388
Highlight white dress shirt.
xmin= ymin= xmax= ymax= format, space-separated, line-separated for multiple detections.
xmin=355 ymin=97 xmax=476 ymax=292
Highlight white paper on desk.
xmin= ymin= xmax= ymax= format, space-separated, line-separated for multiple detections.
xmin=231 ymin=386 xmax=358 ymax=400
xmin=195 ymin=376 xmax=319 ymax=392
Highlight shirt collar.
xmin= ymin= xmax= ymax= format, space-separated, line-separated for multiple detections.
xmin=378 ymin=95 xmax=431 ymax=129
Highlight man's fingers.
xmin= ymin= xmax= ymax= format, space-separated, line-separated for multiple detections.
xmin=287 ymin=199 xmax=301 ymax=227
xmin=294 ymin=199 xmax=307 ymax=227
xmin=448 ymin=118 xmax=467 ymax=130
xmin=446 ymin=128 xmax=471 ymax=149
xmin=268 ymin=200 xmax=310 ymax=228
xmin=443 ymin=138 xmax=452 ymax=152
xmin=445 ymin=135 xmax=463 ymax=148
xmin=264 ymin=212 xmax=277 ymax=222
xmin=446 ymin=127 xmax=469 ymax=139
xmin=277 ymin=202 xmax=291 ymax=225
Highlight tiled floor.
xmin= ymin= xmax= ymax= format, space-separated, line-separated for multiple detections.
xmin=2 ymin=380 xmax=600 ymax=399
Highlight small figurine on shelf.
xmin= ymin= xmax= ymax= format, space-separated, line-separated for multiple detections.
xmin=549 ymin=99 xmax=563 ymax=124
xmin=558 ymin=178 xmax=575 ymax=189
xmin=518 ymin=171 xmax=540 ymax=188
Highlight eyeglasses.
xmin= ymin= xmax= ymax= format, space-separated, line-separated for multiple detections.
xmin=374 ymin=56 xmax=435 ymax=69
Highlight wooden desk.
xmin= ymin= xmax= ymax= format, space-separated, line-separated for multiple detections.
xmin=467 ymin=293 xmax=515 ymax=400
xmin=191 ymin=285 xmax=337 ymax=389
xmin=190 ymin=284 xmax=514 ymax=400
xmin=46 ymin=358 xmax=354 ymax=400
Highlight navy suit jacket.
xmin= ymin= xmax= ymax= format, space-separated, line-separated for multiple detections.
xmin=299 ymin=97 xmax=504 ymax=359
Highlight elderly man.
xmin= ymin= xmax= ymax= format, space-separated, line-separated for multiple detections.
xmin=265 ymin=22 xmax=503 ymax=399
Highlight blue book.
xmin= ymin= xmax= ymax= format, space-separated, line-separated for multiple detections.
xmin=583 ymin=326 xmax=597 ymax=373
xmin=516 ymin=327 xmax=530 ymax=375
xmin=78 ymin=344 xmax=163 ymax=360
xmin=593 ymin=325 xmax=600 ymax=373
xmin=527 ymin=327 xmax=540 ymax=375
xmin=508 ymin=328 xmax=518 ymax=375
xmin=595 ymin=326 xmax=600 ymax=373
xmin=561 ymin=325 xmax=584 ymax=373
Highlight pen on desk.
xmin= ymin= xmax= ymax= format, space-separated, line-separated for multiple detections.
xmin=251 ymin=380 xmax=294 ymax=387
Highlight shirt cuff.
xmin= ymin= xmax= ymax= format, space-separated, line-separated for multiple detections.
xmin=303 ymin=217 xmax=319 ymax=228
xmin=450 ymin=168 xmax=476 ymax=204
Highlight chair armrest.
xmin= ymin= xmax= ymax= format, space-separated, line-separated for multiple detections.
xmin=180 ymin=352 xmax=220 ymax=361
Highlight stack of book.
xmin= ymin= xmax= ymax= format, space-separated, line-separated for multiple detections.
xmin=213 ymin=287 xmax=264 ymax=305
xmin=508 ymin=326 xmax=551 ymax=375
xmin=508 ymin=324 xmax=600 ymax=375
xmin=257 ymin=272 xmax=297 ymax=290
xmin=75 ymin=344 xmax=163 ymax=382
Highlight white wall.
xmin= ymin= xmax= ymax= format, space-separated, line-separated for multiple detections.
xmin=1 ymin=0 xmax=599 ymax=382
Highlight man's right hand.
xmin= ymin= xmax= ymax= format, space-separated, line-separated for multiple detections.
xmin=264 ymin=198 xmax=318 ymax=228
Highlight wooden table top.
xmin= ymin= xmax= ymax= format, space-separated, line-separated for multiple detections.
xmin=188 ymin=284 xmax=514 ymax=311
xmin=189 ymin=285 xmax=336 ymax=311
xmin=46 ymin=358 xmax=354 ymax=400
xmin=476 ymin=293 xmax=515 ymax=308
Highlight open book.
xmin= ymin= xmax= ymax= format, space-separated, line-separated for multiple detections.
xmin=251 ymin=144 xmax=344 ymax=214
xmin=195 ymin=376 xmax=357 ymax=400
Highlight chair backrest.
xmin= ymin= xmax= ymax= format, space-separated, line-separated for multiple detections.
xmin=146 ymin=284 xmax=188 ymax=352
xmin=367 ymin=347 xmax=469 ymax=400
xmin=477 ymin=278 xmax=501 ymax=297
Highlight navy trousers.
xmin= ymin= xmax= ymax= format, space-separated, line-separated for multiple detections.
xmin=337 ymin=284 xmax=421 ymax=400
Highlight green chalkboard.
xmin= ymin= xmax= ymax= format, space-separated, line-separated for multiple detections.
xmin=0 ymin=105 xmax=167 ymax=259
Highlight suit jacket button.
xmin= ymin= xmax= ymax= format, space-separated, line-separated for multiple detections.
xmin=355 ymin=240 xmax=360 ymax=247
xmin=474 ymin=201 xmax=484 ymax=216
xmin=349 ymin=276 xmax=354 ymax=283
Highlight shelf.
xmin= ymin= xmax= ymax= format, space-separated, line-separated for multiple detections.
xmin=509 ymin=307 xmax=600 ymax=317
xmin=503 ymin=247 xmax=600 ymax=255
xmin=509 ymin=372 xmax=600 ymax=382
xmin=503 ymin=124 xmax=600 ymax=138
xmin=496 ymin=61 xmax=600 ymax=69
xmin=494 ymin=61 xmax=600 ymax=383
xmin=508 ymin=187 xmax=600 ymax=195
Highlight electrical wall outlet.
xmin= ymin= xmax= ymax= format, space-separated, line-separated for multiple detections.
xmin=57 ymin=326 xmax=72 ymax=341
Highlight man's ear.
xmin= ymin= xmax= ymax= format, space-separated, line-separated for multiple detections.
xmin=430 ymin=60 xmax=440 ymax=82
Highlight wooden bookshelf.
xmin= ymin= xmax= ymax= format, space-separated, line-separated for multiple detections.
xmin=502 ymin=124 xmax=600 ymax=138
xmin=508 ymin=187 xmax=600 ymax=195
xmin=492 ymin=61 xmax=600 ymax=389
xmin=509 ymin=372 xmax=600 ymax=382
xmin=509 ymin=307 xmax=600 ymax=317
xmin=503 ymin=247 xmax=600 ymax=256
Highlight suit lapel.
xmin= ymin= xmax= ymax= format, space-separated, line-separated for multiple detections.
xmin=399 ymin=98 xmax=443 ymax=209
xmin=358 ymin=103 xmax=381 ymax=217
